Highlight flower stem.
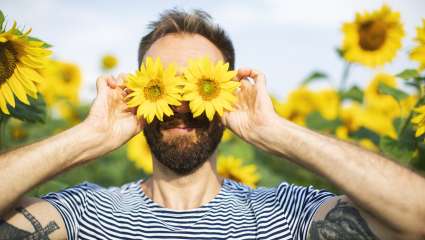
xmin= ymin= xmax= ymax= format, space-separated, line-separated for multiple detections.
xmin=398 ymin=96 xmax=424 ymax=138
xmin=339 ymin=62 xmax=352 ymax=92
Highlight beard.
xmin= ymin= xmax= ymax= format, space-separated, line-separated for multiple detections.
xmin=143 ymin=112 xmax=224 ymax=175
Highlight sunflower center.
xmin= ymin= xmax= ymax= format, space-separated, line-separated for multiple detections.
xmin=62 ymin=70 xmax=72 ymax=83
xmin=144 ymin=80 xmax=163 ymax=100
xmin=358 ymin=20 xmax=387 ymax=51
xmin=0 ymin=42 xmax=18 ymax=84
xmin=198 ymin=79 xmax=219 ymax=100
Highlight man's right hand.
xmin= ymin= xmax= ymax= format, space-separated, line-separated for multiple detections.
xmin=79 ymin=74 xmax=145 ymax=163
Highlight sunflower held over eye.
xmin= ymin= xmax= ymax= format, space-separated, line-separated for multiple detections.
xmin=341 ymin=5 xmax=404 ymax=67
xmin=410 ymin=19 xmax=425 ymax=71
xmin=182 ymin=57 xmax=239 ymax=121
xmin=125 ymin=57 xmax=182 ymax=123
xmin=217 ymin=155 xmax=260 ymax=188
xmin=0 ymin=20 xmax=51 ymax=114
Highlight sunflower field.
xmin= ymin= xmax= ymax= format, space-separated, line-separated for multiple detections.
xmin=1 ymin=5 xmax=425 ymax=196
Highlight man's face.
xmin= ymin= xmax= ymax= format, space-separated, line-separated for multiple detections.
xmin=142 ymin=33 xmax=225 ymax=175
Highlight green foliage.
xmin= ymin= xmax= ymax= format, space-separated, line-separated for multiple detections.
xmin=340 ymin=85 xmax=364 ymax=103
xmin=379 ymin=134 xmax=416 ymax=164
xmin=0 ymin=94 xmax=46 ymax=123
xmin=306 ymin=111 xmax=341 ymax=132
xmin=0 ymin=10 xmax=4 ymax=30
xmin=378 ymin=82 xmax=408 ymax=102
xmin=396 ymin=69 xmax=419 ymax=80
xmin=351 ymin=127 xmax=381 ymax=145
xmin=301 ymin=71 xmax=328 ymax=85
xmin=27 ymin=36 xmax=52 ymax=48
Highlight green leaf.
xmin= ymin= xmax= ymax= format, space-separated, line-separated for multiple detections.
xmin=301 ymin=71 xmax=328 ymax=85
xmin=0 ymin=94 xmax=47 ymax=123
xmin=305 ymin=111 xmax=341 ymax=132
xmin=351 ymin=127 xmax=380 ymax=145
xmin=340 ymin=85 xmax=364 ymax=103
xmin=335 ymin=48 xmax=344 ymax=58
xmin=378 ymin=83 xmax=408 ymax=102
xmin=396 ymin=69 xmax=419 ymax=80
xmin=379 ymin=134 xmax=416 ymax=164
xmin=27 ymin=36 xmax=52 ymax=48
xmin=0 ymin=10 xmax=4 ymax=30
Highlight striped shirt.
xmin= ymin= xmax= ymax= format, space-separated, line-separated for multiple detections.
xmin=42 ymin=179 xmax=334 ymax=240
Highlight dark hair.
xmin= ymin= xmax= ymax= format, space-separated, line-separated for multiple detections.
xmin=138 ymin=9 xmax=235 ymax=69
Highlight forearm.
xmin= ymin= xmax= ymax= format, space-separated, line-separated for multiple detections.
xmin=0 ymin=122 xmax=106 ymax=214
xmin=250 ymin=116 xmax=425 ymax=235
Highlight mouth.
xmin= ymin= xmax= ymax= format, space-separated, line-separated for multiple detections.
xmin=158 ymin=113 xmax=209 ymax=132
xmin=162 ymin=123 xmax=195 ymax=133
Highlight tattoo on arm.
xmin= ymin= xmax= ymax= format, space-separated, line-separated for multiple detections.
xmin=308 ymin=200 xmax=379 ymax=240
xmin=0 ymin=207 xmax=59 ymax=240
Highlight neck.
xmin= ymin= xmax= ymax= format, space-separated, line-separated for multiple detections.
xmin=141 ymin=153 xmax=223 ymax=210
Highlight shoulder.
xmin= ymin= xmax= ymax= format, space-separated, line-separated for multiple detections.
xmin=225 ymin=179 xmax=334 ymax=202
xmin=42 ymin=179 xmax=143 ymax=204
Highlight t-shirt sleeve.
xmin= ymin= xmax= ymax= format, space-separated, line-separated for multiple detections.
xmin=41 ymin=182 xmax=100 ymax=240
xmin=276 ymin=182 xmax=335 ymax=240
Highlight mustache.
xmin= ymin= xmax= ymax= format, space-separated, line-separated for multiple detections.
xmin=158 ymin=112 xmax=210 ymax=130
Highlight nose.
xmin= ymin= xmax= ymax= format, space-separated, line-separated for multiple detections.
xmin=172 ymin=101 xmax=190 ymax=113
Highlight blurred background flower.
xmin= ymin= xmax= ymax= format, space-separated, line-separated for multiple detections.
xmin=101 ymin=54 xmax=118 ymax=71
xmin=341 ymin=5 xmax=404 ymax=67
xmin=217 ymin=155 xmax=260 ymax=188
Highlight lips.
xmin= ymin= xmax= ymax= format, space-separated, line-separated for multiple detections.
xmin=159 ymin=113 xmax=209 ymax=131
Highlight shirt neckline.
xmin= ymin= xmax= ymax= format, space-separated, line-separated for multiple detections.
xmin=136 ymin=178 xmax=230 ymax=213
xmin=134 ymin=178 xmax=232 ymax=230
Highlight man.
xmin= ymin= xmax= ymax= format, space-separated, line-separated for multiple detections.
xmin=0 ymin=9 xmax=424 ymax=240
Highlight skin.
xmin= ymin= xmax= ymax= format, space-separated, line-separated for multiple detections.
xmin=0 ymin=33 xmax=424 ymax=239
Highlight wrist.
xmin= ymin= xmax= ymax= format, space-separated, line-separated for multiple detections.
xmin=69 ymin=122 xmax=111 ymax=164
xmin=247 ymin=114 xmax=293 ymax=154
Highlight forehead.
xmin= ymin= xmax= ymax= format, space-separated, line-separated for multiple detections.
xmin=143 ymin=33 xmax=224 ymax=73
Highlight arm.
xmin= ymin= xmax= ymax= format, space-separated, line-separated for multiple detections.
xmin=0 ymin=74 xmax=143 ymax=238
xmin=223 ymin=68 xmax=425 ymax=239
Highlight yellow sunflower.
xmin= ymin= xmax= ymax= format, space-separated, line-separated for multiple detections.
xmin=410 ymin=19 xmax=425 ymax=70
xmin=341 ymin=5 xmax=404 ymax=67
xmin=412 ymin=105 xmax=425 ymax=138
xmin=125 ymin=57 xmax=182 ymax=123
xmin=279 ymin=87 xmax=339 ymax=125
xmin=0 ymin=22 xmax=51 ymax=114
xmin=277 ymin=87 xmax=316 ymax=126
xmin=217 ymin=155 xmax=260 ymax=188
xmin=127 ymin=132 xmax=153 ymax=174
xmin=364 ymin=73 xmax=399 ymax=117
xmin=221 ymin=129 xmax=234 ymax=143
xmin=101 ymin=54 xmax=118 ymax=71
xmin=182 ymin=57 xmax=239 ymax=121
xmin=40 ymin=60 xmax=81 ymax=106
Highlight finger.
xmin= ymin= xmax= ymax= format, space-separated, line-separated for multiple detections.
xmin=249 ymin=69 xmax=267 ymax=88
xmin=96 ymin=75 xmax=113 ymax=93
xmin=237 ymin=68 xmax=266 ymax=89
xmin=106 ymin=75 xmax=118 ymax=89
xmin=116 ymin=73 xmax=129 ymax=91
xmin=236 ymin=68 xmax=252 ymax=81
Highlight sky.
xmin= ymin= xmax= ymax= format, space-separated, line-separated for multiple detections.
xmin=1 ymin=0 xmax=424 ymax=102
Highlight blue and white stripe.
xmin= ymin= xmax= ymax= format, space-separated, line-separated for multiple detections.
xmin=42 ymin=179 xmax=334 ymax=240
